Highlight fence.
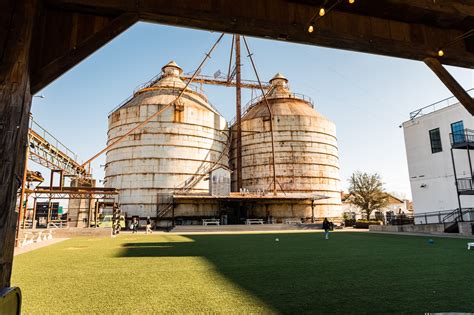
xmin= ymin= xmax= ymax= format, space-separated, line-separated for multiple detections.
xmin=410 ymin=208 xmax=474 ymax=225
xmin=409 ymin=88 xmax=474 ymax=120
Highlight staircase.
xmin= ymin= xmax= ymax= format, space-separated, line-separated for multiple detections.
xmin=442 ymin=208 xmax=463 ymax=233
xmin=156 ymin=131 xmax=232 ymax=220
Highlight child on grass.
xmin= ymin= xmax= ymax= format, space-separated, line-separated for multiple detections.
xmin=322 ymin=217 xmax=330 ymax=240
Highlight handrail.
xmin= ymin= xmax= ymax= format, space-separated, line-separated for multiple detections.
xmin=157 ymin=129 xmax=232 ymax=218
xmin=29 ymin=116 xmax=82 ymax=164
xmin=228 ymin=92 xmax=315 ymax=126
xmin=441 ymin=208 xmax=460 ymax=223
xmin=456 ymin=176 xmax=474 ymax=192
xmin=409 ymin=88 xmax=474 ymax=120
xmin=108 ymin=72 xmax=212 ymax=115
xmin=450 ymin=128 xmax=474 ymax=146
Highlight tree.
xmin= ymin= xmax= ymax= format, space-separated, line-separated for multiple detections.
xmin=348 ymin=172 xmax=389 ymax=220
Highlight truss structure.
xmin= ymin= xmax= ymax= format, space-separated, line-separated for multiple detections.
xmin=28 ymin=116 xmax=87 ymax=177
xmin=26 ymin=187 xmax=118 ymax=200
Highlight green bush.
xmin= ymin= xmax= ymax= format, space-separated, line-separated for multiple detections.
xmin=354 ymin=220 xmax=382 ymax=228
xmin=344 ymin=219 xmax=356 ymax=227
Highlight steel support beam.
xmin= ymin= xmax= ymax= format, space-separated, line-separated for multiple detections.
xmin=235 ymin=35 xmax=243 ymax=191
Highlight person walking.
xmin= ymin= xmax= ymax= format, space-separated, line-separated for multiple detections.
xmin=131 ymin=217 xmax=139 ymax=234
xmin=322 ymin=217 xmax=330 ymax=240
xmin=146 ymin=216 xmax=153 ymax=234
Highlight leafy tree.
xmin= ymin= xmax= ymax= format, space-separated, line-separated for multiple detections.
xmin=348 ymin=172 xmax=389 ymax=220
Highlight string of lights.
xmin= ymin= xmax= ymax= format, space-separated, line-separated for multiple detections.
xmin=305 ymin=1 xmax=472 ymax=61
xmin=307 ymin=0 xmax=356 ymax=33
xmin=437 ymin=29 xmax=474 ymax=57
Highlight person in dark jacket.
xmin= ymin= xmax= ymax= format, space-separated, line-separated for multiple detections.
xmin=132 ymin=217 xmax=139 ymax=233
xmin=146 ymin=216 xmax=153 ymax=234
xmin=322 ymin=218 xmax=330 ymax=240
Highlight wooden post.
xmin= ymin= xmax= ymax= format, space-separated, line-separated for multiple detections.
xmin=87 ymin=197 xmax=93 ymax=228
xmin=32 ymin=197 xmax=37 ymax=228
xmin=16 ymin=146 xmax=29 ymax=244
xmin=47 ymin=197 xmax=52 ymax=226
xmin=424 ymin=57 xmax=474 ymax=116
xmin=0 ymin=0 xmax=37 ymax=290
xmin=21 ymin=192 xmax=29 ymax=229
xmin=94 ymin=199 xmax=99 ymax=228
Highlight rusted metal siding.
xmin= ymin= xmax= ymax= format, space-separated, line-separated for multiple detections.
xmin=105 ymin=62 xmax=229 ymax=217
xmin=230 ymin=74 xmax=342 ymax=218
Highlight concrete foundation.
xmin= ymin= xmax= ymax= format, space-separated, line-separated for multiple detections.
xmin=458 ymin=222 xmax=474 ymax=236
xmin=67 ymin=178 xmax=96 ymax=228
xmin=170 ymin=223 xmax=322 ymax=233
xmin=169 ymin=194 xmax=340 ymax=225
xmin=369 ymin=223 xmax=474 ymax=236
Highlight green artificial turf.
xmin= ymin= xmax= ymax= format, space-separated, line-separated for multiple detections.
xmin=11 ymin=232 xmax=474 ymax=314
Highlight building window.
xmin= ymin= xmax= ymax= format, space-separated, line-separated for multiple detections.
xmin=451 ymin=121 xmax=465 ymax=144
xmin=429 ymin=128 xmax=442 ymax=153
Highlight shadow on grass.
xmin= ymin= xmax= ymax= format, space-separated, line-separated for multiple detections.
xmin=116 ymin=232 xmax=474 ymax=314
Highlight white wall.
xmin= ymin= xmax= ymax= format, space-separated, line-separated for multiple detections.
xmin=403 ymin=103 xmax=474 ymax=218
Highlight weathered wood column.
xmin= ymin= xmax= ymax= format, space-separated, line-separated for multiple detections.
xmin=0 ymin=0 xmax=36 ymax=290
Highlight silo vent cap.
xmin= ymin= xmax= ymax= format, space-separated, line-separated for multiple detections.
xmin=270 ymin=73 xmax=289 ymax=87
xmin=162 ymin=61 xmax=183 ymax=76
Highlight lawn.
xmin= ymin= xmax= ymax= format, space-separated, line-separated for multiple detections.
xmin=12 ymin=231 xmax=474 ymax=314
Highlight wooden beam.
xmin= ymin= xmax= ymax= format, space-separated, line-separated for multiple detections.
xmin=46 ymin=0 xmax=474 ymax=68
xmin=31 ymin=12 xmax=138 ymax=94
xmin=424 ymin=57 xmax=474 ymax=115
xmin=0 ymin=0 xmax=36 ymax=290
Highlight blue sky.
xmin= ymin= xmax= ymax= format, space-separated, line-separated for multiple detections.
xmin=32 ymin=22 xmax=474 ymax=199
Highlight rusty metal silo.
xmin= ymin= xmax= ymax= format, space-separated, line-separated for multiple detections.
xmin=230 ymin=73 xmax=341 ymax=218
xmin=105 ymin=61 xmax=229 ymax=218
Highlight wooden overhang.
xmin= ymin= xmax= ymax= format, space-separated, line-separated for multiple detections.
xmin=30 ymin=0 xmax=474 ymax=94
xmin=1 ymin=0 xmax=474 ymax=291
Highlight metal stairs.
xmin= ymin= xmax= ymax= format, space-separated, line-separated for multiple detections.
xmin=156 ymin=130 xmax=232 ymax=219
xmin=442 ymin=208 xmax=464 ymax=233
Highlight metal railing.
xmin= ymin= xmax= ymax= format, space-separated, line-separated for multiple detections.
xmin=108 ymin=72 xmax=211 ymax=115
xmin=28 ymin=116 xmax=86 ymax=176
xmin=156 ymin=130 xmax=233 ymax=219
xmin=449 ymin=128 xmax=474 ymax=146
xmin=457 ymin=177 xmax=474 ymax=192
xmin=29 ymin=116 xmax=81 ymax=164
xmin=47 ymin=220 xmax=69 ymax=229
xmin=228 ymin=92 xmax=315 ymax=126
xmin=409 ymin=208 xmax=474 ymax=225
xmin=388 ymin=214 xmax=414 ymax=225
xmin=409 ymin=88 xmax=474 ymax=120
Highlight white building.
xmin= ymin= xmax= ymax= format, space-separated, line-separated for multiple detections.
xmin=402 ymin=90 xmax=474 ymax=223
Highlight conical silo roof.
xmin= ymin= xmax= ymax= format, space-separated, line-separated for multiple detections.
xmin=242 ymin=73 xmax=319 ymax=119
xmin=269 ymin=72 xmax=288 ymax=83
xmin=115 ymin=61 xmax=219 ymax=114
xmin=152 ymin=60 xmax=185 ymax=89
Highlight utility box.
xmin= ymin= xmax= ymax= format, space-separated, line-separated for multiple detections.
xmin=209 ymin=167 xmax=231 ymax=196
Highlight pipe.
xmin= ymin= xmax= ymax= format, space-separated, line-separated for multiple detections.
xmin=80 ymin=33 xmax=226 ymax=169
xmin=242 ymin=36 xmax=278 ymax=195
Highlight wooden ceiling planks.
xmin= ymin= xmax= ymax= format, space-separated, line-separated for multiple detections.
xmin=29 ymin=0 xmax=474 ymax=92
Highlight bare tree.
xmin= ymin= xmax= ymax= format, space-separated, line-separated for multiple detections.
xmin=348 ymin=172 xmax=389 ymax=220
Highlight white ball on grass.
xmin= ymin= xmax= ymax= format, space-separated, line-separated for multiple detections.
xmin=275 ymin=238 xmax=279 ymax=242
